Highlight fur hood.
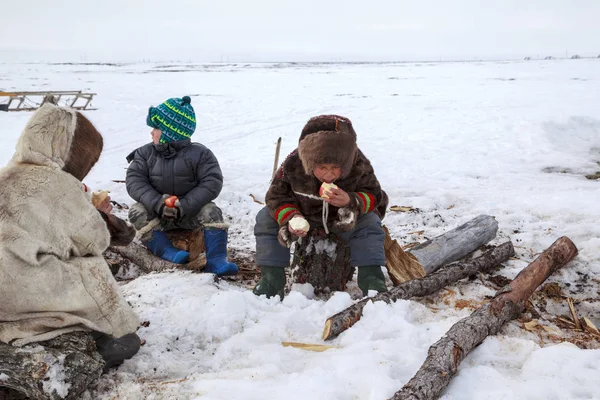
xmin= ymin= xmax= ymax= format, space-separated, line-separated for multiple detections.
xmin=12 ymin=103 xmax=103 ymax=181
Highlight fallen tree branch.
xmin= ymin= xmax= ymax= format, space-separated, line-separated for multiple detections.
xmin=391 ymin=236 xmax=578 ymax=400
xmin=322 ymin=242 xmax=515 ymax=340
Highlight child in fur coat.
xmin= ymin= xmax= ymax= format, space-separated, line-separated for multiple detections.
xmin=253 ymin=115 xmax=389 ymax=299
xmin=0 ymin=104 xmax=140 ymax=372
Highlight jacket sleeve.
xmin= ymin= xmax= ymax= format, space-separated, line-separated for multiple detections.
xmin=346 ymin=153 xmax=385 ymax=216
xmin=70 ymin=197 xmax=111 ymax=257
xmin=265 ymin=162 xmax=302 ymax=226
xmin=125 ymin=147 xmax=164 ymax=214
xmin=179 ymin=147 xmax=223 ymax=216
xmin=98 ymin=211 xmax=136 ymax=247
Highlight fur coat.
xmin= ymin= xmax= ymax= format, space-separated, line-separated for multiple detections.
xmin=0 ymin=104 xmax=139 ymax=346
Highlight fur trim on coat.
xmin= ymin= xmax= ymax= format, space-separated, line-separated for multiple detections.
xmin=0 ymin=104 xmax=139 ymax=346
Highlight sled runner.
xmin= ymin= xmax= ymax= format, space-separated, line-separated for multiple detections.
xmin=0 ymin=91 xmax=96 ymax=111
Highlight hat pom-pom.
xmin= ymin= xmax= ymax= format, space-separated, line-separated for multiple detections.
xmin=182 ymin=96 xmax=191 ymax=105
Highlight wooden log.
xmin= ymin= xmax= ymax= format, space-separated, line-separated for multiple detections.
xmin=383 ymin=225 xmax=426 ymax=285
xmin=0 ymin=332 xmax=103 ymax=400
xmin=391 ymin=236 xmax=578 ymax=400
xmin=408 ymin=214 xmax=499 ymax=274
xmin=166 ymin=229 xmax=205 ymax=257
xmin=322 ymin=242 xmax=515 ymax=340
xmin=166 ymin=229 xmax=206 ymax=270
xmin=290 ymin=229 xmax=354 ymax=294
xmin=109 ymin=242 xmax=182 ymax=273
xmin=109 ymin=229 xmax=206 ymax=273
xmin=293 ymin=215 xmax=498 ymax=293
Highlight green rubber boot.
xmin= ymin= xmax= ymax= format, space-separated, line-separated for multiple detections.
xmin=357 ymin=265 xmax=388 ymax=296
xmin=253 ymin=266 xmax=286 ymax=299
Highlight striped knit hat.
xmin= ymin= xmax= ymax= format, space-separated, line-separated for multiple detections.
xmin=146 ymin=96 xmax=196 ymax=143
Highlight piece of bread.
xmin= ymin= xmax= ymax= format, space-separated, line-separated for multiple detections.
xmin=319 ymin=182 xmax=338 ymax=199
xmin=289 ymin=216 xmax=310 ymax=232
xmin=91 ymin=190 xmax=110 ymax=208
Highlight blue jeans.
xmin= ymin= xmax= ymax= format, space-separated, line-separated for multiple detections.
xmin=254 ymin=207 xmax=386 ymax=268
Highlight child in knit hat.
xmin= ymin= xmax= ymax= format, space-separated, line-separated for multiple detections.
xmin=125 ymin=96 xmax=237 ymax=276
xmin=253 ymin=115 xmax=389 ymax=299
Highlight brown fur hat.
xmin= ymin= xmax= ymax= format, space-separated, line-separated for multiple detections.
xmin=63 ymin=112 xmax=103 ymax=181
xmin=297 ymin=115 xmax=358 ymax=177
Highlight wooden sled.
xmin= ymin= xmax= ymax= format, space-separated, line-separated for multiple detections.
xmin=0 ymin=91 xmax=97 ymax=112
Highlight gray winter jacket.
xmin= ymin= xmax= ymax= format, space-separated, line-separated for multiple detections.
xmin=126 ymin=139 xmax=223 ymax=217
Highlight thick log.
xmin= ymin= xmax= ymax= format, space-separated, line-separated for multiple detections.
xmin=109 ymin=229 xmax=207 ymax=273
xmin=291 ymin=229 xmax=354 ymax=294
xmin=323 ymin=242 xmax=514 ymax=340
xmin=0 ymin=332 xmax=103 ymax=400
xmin=383 ymin=225 xmax=426 ymax=285
xmin=392 ymin=236 xmax=578 ymax=400
xmin=293 ymin=215 xmax=498 ymax=293
xmin=109 ymin=242 xmax=181 ymax=273
xmin=166 ymin=229 xmax=205 ymax=260
xmin=408 ymin=214 xmax=499 ymax=274
xmin=166 ymin=229 xmax=207 ymax=270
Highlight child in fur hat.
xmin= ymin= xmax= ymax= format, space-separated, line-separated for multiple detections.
xmin=253 ymin=115 xmax=389 ymax=299
xmin=125 ymin=96 xmax=238 ymax=276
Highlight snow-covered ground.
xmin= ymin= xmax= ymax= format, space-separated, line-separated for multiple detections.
xmin=1 ymin=59 xmax=599 ymax=399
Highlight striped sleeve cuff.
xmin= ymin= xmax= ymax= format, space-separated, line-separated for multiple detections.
xmin=354 ymin=192 xmax=376 ymax=214
xmin=274 ymin=204 xmax=301 ymax=226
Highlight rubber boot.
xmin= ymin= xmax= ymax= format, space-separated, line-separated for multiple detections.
xmin=145 ymin=230 xmax=189 ymax=264
xmin=252 ymin=266 xmax=286 ymax=299
xmin=91 ymin=331 xmax=141 ymax=373
xmin=203 ymin=229 xmax=238 ymax=276
xmin=357 ymin=265 xmax=388 ymax=296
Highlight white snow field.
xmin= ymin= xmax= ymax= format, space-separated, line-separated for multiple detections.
xmin=1 ymin=59 xmax=599 ymax=399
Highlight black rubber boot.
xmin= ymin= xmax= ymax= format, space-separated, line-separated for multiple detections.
xmin=92 ymin=331 xmax=141 ymax=373
xmin=252 ymin=266 xmax=286 ymax=299
xmin=357 ymin=265 xmax=388 ymax=296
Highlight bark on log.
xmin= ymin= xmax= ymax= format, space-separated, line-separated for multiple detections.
xmin=408 ymin=215 xmax=499 ymax=274
xmin=0 ymin=332 xmax=103 ymax=400
xmin=391 ymin=236 xmax=578 ymax=400
xmin=291 ymin=229 xmax=354 ymax=294
xmin=322 ymin=242 xmax=515 ymax=341
xmin=109 ymin=242 xmax=181 ymax=273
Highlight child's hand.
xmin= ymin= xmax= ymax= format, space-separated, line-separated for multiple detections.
xmin=288 ymin=216 xmax=309 ymax=237
xmin=323 ymin=187 xmax=351 ymax=208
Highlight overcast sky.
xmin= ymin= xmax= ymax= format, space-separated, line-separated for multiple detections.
xmin=1 ymin=0 xmax=599 ymax=62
